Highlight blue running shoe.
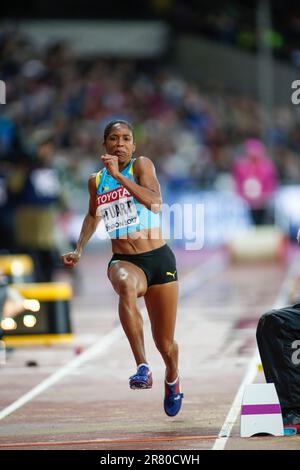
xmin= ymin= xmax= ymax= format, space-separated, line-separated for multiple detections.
xmin=164 ymin=377 xmax=184 ymax=417
xmin=129 ymin=364 xmax=153 ymax=390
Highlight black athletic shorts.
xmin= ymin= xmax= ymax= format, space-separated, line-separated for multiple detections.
xmin=107 ymin=243 xmax=178 ymax=287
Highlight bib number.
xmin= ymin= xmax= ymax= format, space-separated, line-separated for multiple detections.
xmin=96 ymin=186 xmax=139 ymax=233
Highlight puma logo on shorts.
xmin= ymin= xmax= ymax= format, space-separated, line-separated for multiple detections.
xmin=166 ymin=270 xmax=177 ymax=279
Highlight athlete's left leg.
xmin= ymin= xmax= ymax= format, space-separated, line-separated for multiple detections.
xmin=144 ymin=281 xmax=179 ymax=383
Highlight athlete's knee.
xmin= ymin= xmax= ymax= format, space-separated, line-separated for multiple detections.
xmin=116 ymin=276 xmax=137 ymax=299
xmin=155 ymin=338 xmax=177 ymax=356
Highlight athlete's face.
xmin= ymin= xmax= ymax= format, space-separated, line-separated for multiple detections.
xmin=103 ymin=124 xmax=136 ymax=163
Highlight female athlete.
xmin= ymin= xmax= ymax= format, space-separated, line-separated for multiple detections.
xmin=61 ymin=120 xmax=183 ymax=416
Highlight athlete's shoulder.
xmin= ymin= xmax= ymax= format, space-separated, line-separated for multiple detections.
xmin=133 ymin=156 xmax=154 ymax=165
xmin=133 ymin=156 xmax=156 ymax=174
xmin=88 ymin=172 xmax=97 ymax=184
xmin=90 ymin=168 xmax=105 ymax=188
xmin=88 ymin=172 xmax=100 ymax=195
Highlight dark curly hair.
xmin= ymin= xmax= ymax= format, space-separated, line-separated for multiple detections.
xmin=103 ymin=120 xmax=134 ymax=141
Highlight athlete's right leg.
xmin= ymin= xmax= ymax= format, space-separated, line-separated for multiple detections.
xmin=108 ymin=261 xmax=148 ymax=367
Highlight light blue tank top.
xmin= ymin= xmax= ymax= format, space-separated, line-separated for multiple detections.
xmin=95 ymin=158 xmax=160 ymax=239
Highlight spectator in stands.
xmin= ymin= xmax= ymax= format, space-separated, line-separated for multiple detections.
xmin=232 ymin=138 xmax=279 ymax=225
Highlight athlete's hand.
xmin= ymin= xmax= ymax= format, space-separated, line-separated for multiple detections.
xmin=61 ymin=251 xmax=81 ymax=269
xmin=101 ymin=154 xmax=120 ymax=179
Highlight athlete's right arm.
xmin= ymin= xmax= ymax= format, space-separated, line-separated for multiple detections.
xmin=61 ymin=174 xmax=101 ymax=269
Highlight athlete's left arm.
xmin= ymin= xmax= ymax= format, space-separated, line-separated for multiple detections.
xmin=125 ymin=157 xmax=162 ymax=213
xmin=104 ymin=155 xmax=162 ymax=213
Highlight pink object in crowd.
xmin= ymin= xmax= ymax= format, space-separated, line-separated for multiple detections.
xmin=232 ymin=139 xmax=278 ymax=209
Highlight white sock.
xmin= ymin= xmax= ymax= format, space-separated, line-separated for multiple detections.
xmin=137 ymin=363 xmax=150 ymax=371
xmin=166 ymin=375 xmax=179 ymax=386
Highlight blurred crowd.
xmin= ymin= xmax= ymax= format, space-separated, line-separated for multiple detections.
xmin=1 ymin=29 xmax=300 ymax=279
xmin=4 ymin=1 xmax=300 ymax=66
xmin=2 ymin=29 xmax=300 ymax=182
xmin=151 ymin=1 xmax=300 ymax=67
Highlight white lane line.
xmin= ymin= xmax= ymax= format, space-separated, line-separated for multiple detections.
xmin=212 ymin=254 xmax=300 ymax=450
xmin=0 ymin=250 xmax=228 ymax=422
